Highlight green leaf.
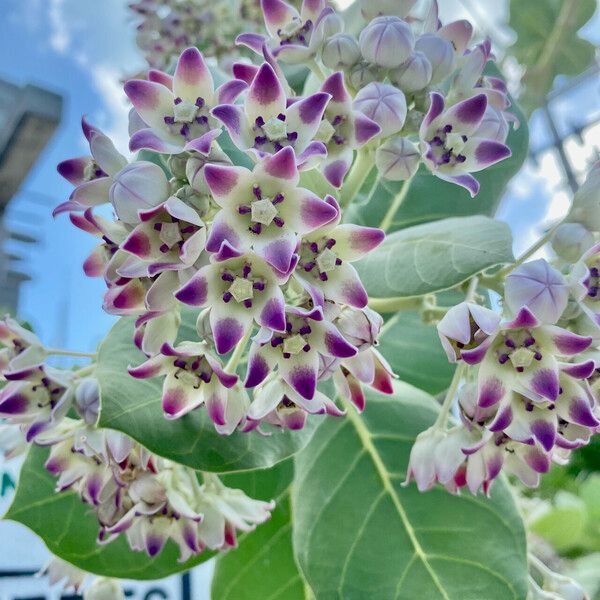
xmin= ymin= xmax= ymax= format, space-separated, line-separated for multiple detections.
xmin=378 ymin=312 xmax=455 ymax=396
xmin=509 ymin=0 xmax=596 ymax=114
xmin=97 ymin=312 xmax=317 ymax=472
xmin=529 ymin=491 xmax=587 ymax=552
xmin=344 ymin=68 xmax=528 ymax=233
xmin=212 ymin=496 xmax=307 ymax=600
xmin=355 ymin=216 xmax=514 ymax=299
xmin=4 ymin=446 xmax=294 ymax=580
xmin=292 ymin=384 xmax=528 ymax=599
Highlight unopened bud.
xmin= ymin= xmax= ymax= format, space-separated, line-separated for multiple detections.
xmin=349 ymin=62 xmax=378 ymax=89
xmin=84 ymin=578 xmax=125 ymax=600
xmin=376 ymin=137 xmax=420 ymax=180
xmin=359 ymin=0 xmax=418 ymax=20
xmin=474 ymin=105 xmax=509 ymax=142
xmin=359 ymin=16 xmax=414 ymax=69
xmin=167 ymin=154 xmax=188 ymax=179
xmin=322 ymin=33 xmax=361 ymax=70
xmin=110 ymin=161 xmax=169 ymax=224
xmin=320 ymin=12 xmax=344 ymax=39
xmin=505 ymin=259 xmax=568 ymax=324
xmin=415 ymin=34 xmax=455 ymax=84
xmin=552 ymin=223 xmax=594 ymax=263
xmin=353 ymin=82 xmax=407 ymax=135
xmin=390 ymin=51 xmax=432 ymax=92
xmin=75 ymin=378 xmax=100 ymax=425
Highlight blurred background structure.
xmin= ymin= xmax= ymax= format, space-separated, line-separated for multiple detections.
xmin=0 ymin=0 xmax=599 ymax=598
xmin=0 ymin=80 xmax=62 ymax=312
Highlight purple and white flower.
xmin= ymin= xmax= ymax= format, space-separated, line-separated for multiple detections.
xmin=120 ymin=196 xmax=207 ymax=276
xmin=238 ymin=0 xmax=340 ymax=65
xmin=294 ymin=195 xmax=384 ymax=308
xmin=212 ymin=62 xmax=330 ymax=169
xmin=125 ymin=47 xmax=244 ymax=154
xmin=245 ymin=305 xmax=357 ymax=400
xmin=0 ymin=316 xmax=46 ymax=376
xmin=0 ymin=364 xmax=74 ymax=442
xmin=419 ymin=92 xmax=512 ymax=196
xmin=246 ymin=378 xmax=344 ymax=430
xmin=175 ymin=251 xmax=288 ymax=354
xmin=570 ymin=243 xmax=600 ymax=335
xmin=203 ymin=146 xmax=338 ymax=274
xmin=128 ymin=341 xmax=238 ymax=423
xmin=316 ymin=72 xmax=381 ymax=187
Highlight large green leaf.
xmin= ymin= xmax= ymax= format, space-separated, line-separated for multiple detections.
xmin=212 ymin=495 xmax=307 ymax=600
xmin=378 ymin=312 xmax=455 ymax=396
xmin=292 ymin=384 xmax=528 ymax=600
xmin=97 ymin=312 xmax=318 ymax=472
xmin=356 ymin=216 xmax=513 ymax=299
xmin=4 ymin=446 xmax=293 ymax=579
xmin=344 ymin=72 xmax=528 ymax=233
xmin=509 ymin=0 xmax=596 ymax=115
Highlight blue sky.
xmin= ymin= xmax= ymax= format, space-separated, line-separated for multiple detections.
xmin=0 ymin=0 xmax=598 ymax=357
xmin=1 ymin=0 xmax=144 ymax=354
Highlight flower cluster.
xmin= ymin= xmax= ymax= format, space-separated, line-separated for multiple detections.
xmin=405 ymin=246 xmax=600 ymax=495
xmin=0 ymin=317 xmax=274 ymax=562
xmin=55 ymin=35 xmax=397 ymax=433
xmin=44 ymin=420 xmax=273 ymax=560
xmin=129 ymin=0 xmax=264 ymax=72
xmin=236 ymin=0 xmax=514 ymax=196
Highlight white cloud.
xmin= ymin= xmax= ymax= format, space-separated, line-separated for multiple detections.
xmin=49 ymin=0 xmax=70 ymax=54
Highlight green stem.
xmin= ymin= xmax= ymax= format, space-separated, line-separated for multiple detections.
xmin=499 ymin=220 xmax=563 ymax=277
xmin=434 ymin=362 xmax=467 ymax=429
xmin=379 ymin=175 xmax=414 ymax=232
xmin=340 ymin=149 xmax=373 ymax=208
xmin=226 ymin=327 xmax=252 ymax=372
xmin=368 ymin=296 xmax=423 ymax=313
xmin=74 ymin=365 xmax=96 ymax=378
xmin=308 ymin=59 xmax=326 ymax=81
xmin=46 ymin=348 xmax=97 ymax=359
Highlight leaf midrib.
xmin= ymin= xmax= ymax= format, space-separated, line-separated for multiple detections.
xmin=342 ymin=404 xmax=451 ymax=600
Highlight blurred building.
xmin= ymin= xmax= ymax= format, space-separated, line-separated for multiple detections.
xmin=0 ymin=79 xmax=62 ymax=311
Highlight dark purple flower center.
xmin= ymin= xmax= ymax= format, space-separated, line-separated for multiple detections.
xmin=495 ymin=329 xmax=543 ymax=373
xmin=172 ymin=355 xmax=212 ymax=387
xmin=427 ymin=123 xmax=468 ymax=168
xmin=298 ymin=237 xmax=341 ymax=282
xmin=219 ymin=260 xmax=266 ymax=309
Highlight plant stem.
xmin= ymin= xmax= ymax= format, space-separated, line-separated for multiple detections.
xmin=434 ymin=362 xmax=467 ymax=429
xmin=367 ymin=296 xmax=423 ymax=313
xmin=226 ymin=327 xmax=252 ymax=372
xmin=379 ymin=175 xmax=414 ymax=232
xmin=74 ymin=365 xmax=96 ymax=378
xmin=499 ymin=220 xmax=563 ymax=277
xmin=340 ymin=149 xmax=373 ymax=208
xmin=308 ymin=59 xmax=326 ymax=81
xmin=46 ymin=348 xmax=97 ymax=359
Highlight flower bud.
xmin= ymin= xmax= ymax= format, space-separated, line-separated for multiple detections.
xmin=376 ymin=137 xmax=420 ymax=180
xmin=335 ymin=306 xmax=382 ymax=349
xmin=567 ymin=160 xmax=600 ymax=231
xmin=84 ymin=578 xmax=125 ymax=600
xmin=360 ymin=0 xmax=418 ymax=20
xmin=75 ymin=377 xmax=101 ymax=425
xmin=349 ymin=62 xmax=378 ymax=89
xmin=403 ymin=426 xmax=445 ymax=491
xmin=320 ymin=11 xmax=345 ymax=39
xmin=415 ymin=34 xmax=455 ymax=84
xmin=473 ymin=105 xmax=509 ymax=142
xmin=505 ymin=259 xmax=568 ymax=325
xmin=109 ymin=161 xmax=169 ymax=224
xmin=322 ymin=33 xmax=361 ymax=70
xmin=359 ymin=16 xmax=414 ymax=69
xmin=353 ymin=82 xmax=407 ymax=135
xmin=167 ymin=154 xmax=188 ymax=179
xmin=389 ymin=51 xmax=432 ymax=92
xmin=437 ymin=302 xmax=500 ymax=363
xmin=552 ymin=223 xmax=594 ymax=263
